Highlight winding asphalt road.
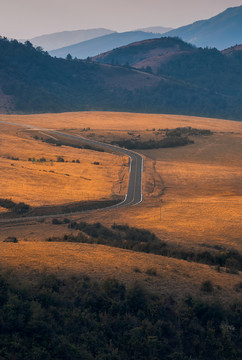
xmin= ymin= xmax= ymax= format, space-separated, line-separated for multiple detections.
xmin=0 ymin=121 xmax=143 ymax=222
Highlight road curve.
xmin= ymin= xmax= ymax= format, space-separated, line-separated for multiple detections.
xmin=0 ymin=121 xmax=143 ymax=222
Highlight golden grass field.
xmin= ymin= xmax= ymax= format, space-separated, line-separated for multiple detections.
xmin=119 ymin=133 xmax=242 ymax=251
xmin=1 ymin=111 xmax=242 ymax=132
xmin=0 ymin=111 xmax=241 ymax=299
xmin=0 ymin=240 xmax=241 ymax=303
xmin=0 ymin=122 xmax=128 ymax=206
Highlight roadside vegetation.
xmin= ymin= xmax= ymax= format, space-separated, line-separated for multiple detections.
xmin=34 ymin=135 xmax=105 ymax=152
xmin=94 ymin=127 xmax=212 ymax=150
xmin=110 ymin=136 xmax=193 ymax=149
xmin=0 ymin=199 xmax=122 ymax=219
xmin=0 ymin=198 xmax=30 ymax=215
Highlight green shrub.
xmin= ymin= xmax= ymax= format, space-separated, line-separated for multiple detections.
xmin=52 ymin=218 xmax=62 ymax=225
xmin=200 ymin=280 xmax=214 ymax=293
xmin=234 ymin=282 xmax=242 ymax=292
xmin=146 ymin=268 xmax=157 ymax=276
xmin=13 ymin=202 xmax=30 ymax=214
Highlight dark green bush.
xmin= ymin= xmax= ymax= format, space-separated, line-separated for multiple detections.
xmin=65 ymin=222 xmax=242 ymax=270
xmin=200 ymin=280 xmax=214 ymax=293
xmin=0 ymin=199 xmax=30 ymax=214
xmin=52 ymin=218 xmax=62 ymax=225
xmin=146 ymin=268 xmax=157 ymax=276
xmin=13 ymin=202 xmax=30 ymax=214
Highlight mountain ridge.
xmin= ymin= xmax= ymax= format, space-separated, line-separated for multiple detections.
xmin=135 ymin=26 xmax=173 ymax=33
xmin=49 ymin=31 xmax=163 ymax=59
xmin=27 ymin=28 xmax=115 ymax=51
xmin=162 ymin=5 xmax=242 ymax=50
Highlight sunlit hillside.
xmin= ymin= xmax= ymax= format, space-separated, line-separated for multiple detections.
xmin=0 ymin=121 xmax=128 ymax=207
xmin=1 ymin=112 xmax=241 ymax=253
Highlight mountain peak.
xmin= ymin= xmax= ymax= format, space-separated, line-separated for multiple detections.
xmin=162 ymin=5 xmax=242 ymax=50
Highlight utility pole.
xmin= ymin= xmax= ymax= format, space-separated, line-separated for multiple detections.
xmin=159 ymin=199 xmax=162 ymax=220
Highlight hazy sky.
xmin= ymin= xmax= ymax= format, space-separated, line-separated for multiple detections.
xmin=0 ymin=0 xmax=241 ymax=39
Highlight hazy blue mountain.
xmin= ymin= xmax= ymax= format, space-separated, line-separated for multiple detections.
xmin=49 ymin=31 xmax=162 ymax=59
xmin=162 ymin=6 xmax=242 ymax=50
xmin=136 ymin=26 xmax=173 ymax=34
xmin=28 ymin=28 xmax=115 ymax=51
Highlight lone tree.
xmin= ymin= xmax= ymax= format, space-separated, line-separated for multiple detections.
xmin=66 ymin=53 xmax=72 ymax=61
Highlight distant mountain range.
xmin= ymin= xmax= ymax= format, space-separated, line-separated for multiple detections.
xmin=162 ymin=5 xmax=242 ymax=50
xmin=28 ymin=28 xmax=115 ymax=51
xmin=24 ymin=6 xmax=242 ymax=59
xmin=136 ymin=26 xmax=173 ymax=33
xmin=49 ymin=31 xmax=163 ymax=59
xmin=25 ymin=27 xmax=171 ymax=52
xmin=0 ymin=37 xmax=241 ymax=121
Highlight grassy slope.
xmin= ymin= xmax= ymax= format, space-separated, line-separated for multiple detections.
xmin=0 ymin=123 xmax=128 ymax=206
xmin=0 ymin=241 xmax=241 ymax=303
xmin=1 ymin=112 xmax=241 ymax=250
xmin=0 ymin=111 xmax=241 ymax=302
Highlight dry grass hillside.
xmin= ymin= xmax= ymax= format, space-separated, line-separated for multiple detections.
xmin=1 ymin=111 xmax=242 ymax=132
xmin=0 ymin=111 xmax=241 ymax=299
xmin=0 ymin=240 xmax=241 ymax=303
xmin=0 ymin=122 xmax=128 ymax=207
xmin=128 ymin=133 xmax=242 ymax=251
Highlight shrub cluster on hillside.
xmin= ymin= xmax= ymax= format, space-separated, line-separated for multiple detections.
xmin=111 ymin=136 xmax=193 ymax=149
xmin=157 ymin=48 xmax=242 ymax=99
xmin=47 ymin=221 xmax=242 ymax=273
xmin=0 ymin=270 xmax=241 ymax=359
xmin=165 ymin=127 xmax=213 ymax=137
xmin=35 ymin=127 xmax=212 ymax=151
xmin=0 ymin=198 xmax=30 ymax=214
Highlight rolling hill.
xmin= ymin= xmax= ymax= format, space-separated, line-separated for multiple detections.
xmin=49 ymin=31 xmax=162 ymax=59
xmin=222 ymin=44 xmax=242 ymax=55
xmin=92 ymin=37 xmax=242 ymax=99
xmin=93 ymin=37 xmax=196 ymax=72
xmin=162 ymin=5 xmax=242 ymax=50
xmin=27 ymin=28 xmax=115 ymax=51
xmin=0 ymin=37 xmax=242 ymax=120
